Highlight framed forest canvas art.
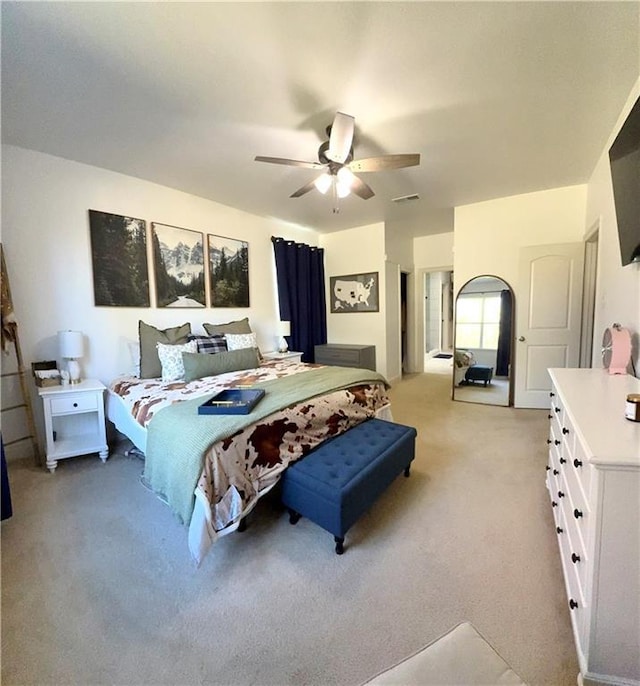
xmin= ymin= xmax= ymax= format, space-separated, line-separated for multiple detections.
xmin=208 ymin=234 xmax=249 ymax=307
xmin=89 ymin=210 xmax=150 ymax=307
xmin=151 ymin=223 xmax=205 ymax=308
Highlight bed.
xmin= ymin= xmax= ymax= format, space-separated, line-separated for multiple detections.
xmin=106 ymin=356 xmax=391 ymax=564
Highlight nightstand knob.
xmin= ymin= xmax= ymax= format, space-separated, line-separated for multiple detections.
xmin=559 ymin=457 xmax=566 ymax=464
xmin=556 ymin=526 xmax=563 ymax=534
xmin=547 ymin=439 xmax=552 ymax=445
xmin=546 ymin=465 xmax=550 ymax=471
xmin=554 ymin=440 xmax=561 ymax=446
xmin=73 ymin=402 xmax=78 ymax=408
xmin=562 ymin=427 xmax=570 ymax=435
xmin=574 ymin=508 xmax=583 ymax=519
xmin=554 ymin=407 xmax=561 ymax=413
xmin=548 ymin=414 xmax=553 ymax=420
xmin=571 ymin=553 xmax=581 ymax=564
xmin=574 ymin=459 xmax=583 ymax=468
xmin=552 ymin=501 xmax=558 ymax=507
xmin=550 ymin=392 xmax=555 ymax=397
xmin=553 ymin=469 xmax=559 ymax=475
xmin=558 ymin=491 xmax=565 ymax=498
xmin=569 ymin=599 xmax=579 ymax=610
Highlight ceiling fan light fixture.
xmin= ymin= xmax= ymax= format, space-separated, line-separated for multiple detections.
xmin=314 ymin=173 xmax=332 ymax=194
xmin=336 ymin=179 xmax=351 ymax=199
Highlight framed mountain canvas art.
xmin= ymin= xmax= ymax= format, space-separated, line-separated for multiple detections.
xmin=151 ymin=223 xmax=205 ymax=308
xmin=88 ymin=210 xmax=150 ymax=307
xmin=208 ymin=234 xmax=249 ymax=307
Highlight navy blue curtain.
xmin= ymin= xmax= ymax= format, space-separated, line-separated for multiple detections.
xmin=1 ymin=435 xmax=13 ymax=521
xmin=272 ymin=237 xmax=327 ymax=362
xmin=496 ymin=289 xmax=513 ymax=377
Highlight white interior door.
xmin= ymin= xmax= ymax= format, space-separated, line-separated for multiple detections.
xmin=514 ymin=243 xmax=584 ymax=408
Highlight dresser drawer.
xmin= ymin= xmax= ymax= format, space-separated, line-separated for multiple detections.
xmin=50 ymin=393 xmax=98 ymax=415
xmin=314 ymin=344 xmax=376 ymax=370
xmin=317 ymin=347 xmax=361 ymax=364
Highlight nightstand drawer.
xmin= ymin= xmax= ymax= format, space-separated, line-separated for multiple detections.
xmin=50 ymin=393 xmax=98 ymax=415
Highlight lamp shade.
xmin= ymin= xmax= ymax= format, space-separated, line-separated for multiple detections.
xmin=277 ymin=321 xmax=291 ymax=337
xmin=58 ymin=330 xmax=83 ymax=359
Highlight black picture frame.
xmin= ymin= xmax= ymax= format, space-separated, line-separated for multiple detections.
xmin=208 ymin=234 xmax=250 ymax=308
xmin=88 ymin=210 xmax=150 ymax=307
xmin=330 ymin=271 xmax=379 ymax=313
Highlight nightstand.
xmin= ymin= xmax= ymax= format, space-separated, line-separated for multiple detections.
xmin=38 ymin=379 xmax=109 ymax=473
xmin=263 ymin=351 xmax=304 ymax=364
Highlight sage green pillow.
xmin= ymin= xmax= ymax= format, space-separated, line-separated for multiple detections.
xmin=139 ymin=321 xmax=191 ymax=378
xmin=203 ymin=317 xmax=252 ymax=336
xmin=182 ymin=348 xmax=260 ymax=383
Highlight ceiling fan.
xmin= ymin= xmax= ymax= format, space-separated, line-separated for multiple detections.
xmin=255 ymin=112 xmax=420 ymax=210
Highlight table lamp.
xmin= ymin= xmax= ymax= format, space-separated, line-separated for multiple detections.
xmin=58 ymin=330 xmax=83 ymax=384
xmin=277 ymin=321 xmax=291 ymax=353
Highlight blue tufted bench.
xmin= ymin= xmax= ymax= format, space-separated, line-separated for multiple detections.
xmin=463 ymin=364 xmax=493 ymax=386
xmin=280 ymin=418 xmax=417 ymax=554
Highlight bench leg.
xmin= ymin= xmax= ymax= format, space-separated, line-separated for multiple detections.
xmin=404 ymin=465 xmax=411 ymax=477
xmin=334 ymin=536 xmax=344 ymax=555
xmin=288 ymin=508 xmax=301 ymax=525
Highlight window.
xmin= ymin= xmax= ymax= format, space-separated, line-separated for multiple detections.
xmin=456 ymin=293 xmax=501 ymax=349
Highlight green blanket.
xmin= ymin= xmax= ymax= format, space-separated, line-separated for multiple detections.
xmin=144 ymin=366 xmax=388 ymax=524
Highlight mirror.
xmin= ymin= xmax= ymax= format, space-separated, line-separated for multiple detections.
xmin=453 ymin=275 xmax=513 ymax=406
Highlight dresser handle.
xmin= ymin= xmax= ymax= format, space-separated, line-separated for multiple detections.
xmin=556 ymin=526 xmax=563 ymax=534
xmin=559 ymin=457 xmax=566 ymax=464
xmin=574 ymin=508 xmax=583 ymax=519
xmin=550 ymin=392 xmax=555 ymax=397
xmin=558 ymin=491 xmax=565 ymax=498
xmin=562 ymin=427 xmax=570 ymax=435
xmin=554 ymin=440 xmax=561 ymax=446
xmin=547 ymin=439 xmax=552 ymax=445
xmin=552 ymin=501 xmax=558 ymax=507
xmin=546 ymin=465 xmax=550 ymax=471
xmin=574 ymin=459 xmax=583 ymax=468
xmin=555 ymin=407 xmax=561 ymax=413
xmin=571 ymin=553 xmax=581 ymax=564
xmin=548 ymin=414 xmax=553 ymax=420
xmin=553 ymin=469 xmax=559 ymax=476
xmin=569 ymin=599 xmax=579 ymax=610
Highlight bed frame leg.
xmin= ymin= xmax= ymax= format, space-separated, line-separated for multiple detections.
xmin=404 ymin=465 xmax=411 ymax=477
xmin=237 ymin=518 xmax=247 ymax=532
xmin=288 ymin=508 xmax=301 ymax=525
xmin=334 ymin=536 xmax=344 ymax=555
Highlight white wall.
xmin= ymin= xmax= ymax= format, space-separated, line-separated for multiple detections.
xmin=586 ymin=80 xmax=640 ymax=372
xmin=453 ymin=185 xmax=587 ymax=298
xmin=1 ymin=145 xmax=319 ymax=388
xmin=320 ymin=223 xmax=388 ymax=377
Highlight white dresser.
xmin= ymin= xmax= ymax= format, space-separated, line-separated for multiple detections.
xmin=547 ymin=368 xmax=640 ymax=686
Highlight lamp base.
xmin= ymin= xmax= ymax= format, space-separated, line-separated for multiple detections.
xmin=278 ymin=337 xmax=289 ymax=354
xmin=67 ymin=359 xmax=82 ymax=385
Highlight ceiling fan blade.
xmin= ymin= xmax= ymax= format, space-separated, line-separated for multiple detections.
xmin=290 ymin=178 xmax=318 ymax=198
xmin=349 ymin=153 xmax=421 ymax=173
xmin=326 ymin=112 xmax=355 ymax=164
xmin=350 ymin=175 xmax=375 ymax=200
xmin=255 ymin=156 xmax=325 ymax=170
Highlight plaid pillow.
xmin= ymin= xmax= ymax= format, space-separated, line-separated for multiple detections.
xmin=188 ymin=334 xmax=228 ymax=355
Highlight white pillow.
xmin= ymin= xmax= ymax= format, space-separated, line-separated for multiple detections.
xmin=156 ymin=340 xmax=197 ymax=382
xmin=127 ymin=339 xmax=141 ymax=377
xmin=224 ymin=332 xmax=263 ymax=361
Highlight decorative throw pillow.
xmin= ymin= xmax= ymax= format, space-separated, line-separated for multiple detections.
xmin=224 ymin=332 xmax=262 ymax=359
xmin=139 ymin=321 xmax=191 ymax=378
xmin=157 ymin=340 xmax=197 ymax=382
xmin=188 ymin=334 xmax=228 ymax=355
xmin=203 ymin=317 xmax=252 ymax=336
xmin=182 ymin=348 xmax=260 ymax=383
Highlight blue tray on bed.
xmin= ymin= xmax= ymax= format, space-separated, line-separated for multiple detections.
xmin=198 ymin=388 xmax=265 ymax=415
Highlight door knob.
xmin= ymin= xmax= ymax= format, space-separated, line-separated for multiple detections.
xmin=518 ymin=336 xmax=526 ymax=342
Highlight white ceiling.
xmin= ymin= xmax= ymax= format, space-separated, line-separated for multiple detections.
xmin=2 ymin=2 xmax=638 ymax=238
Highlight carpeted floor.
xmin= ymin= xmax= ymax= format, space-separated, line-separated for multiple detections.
xmin=1 ymin=373 xmax=579 ymax=686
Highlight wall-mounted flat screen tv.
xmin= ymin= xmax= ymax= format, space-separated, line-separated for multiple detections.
xmin=608 ymin=96 xmax=640 ymax=266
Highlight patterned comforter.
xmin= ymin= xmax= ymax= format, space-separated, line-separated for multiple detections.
xmin=110 ymin=359 xmax=390 ymax=554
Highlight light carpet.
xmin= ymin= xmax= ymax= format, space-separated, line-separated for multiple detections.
xmin=1 ymin=373 xmax=578 ymax=686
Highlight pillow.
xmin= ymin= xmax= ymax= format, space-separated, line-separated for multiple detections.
xmin=127 ymin=339 xmax=141 ymax=377
xmin=225 ymin=332 xmax=263 ymax=360
xmin=182 ymin=348 xmax=260 ymax=383
xmin=188 ymin=334 xmax=227 ymax=355
xmin=157 ymin=340 xmax=198 ymax=382
xmin=203 ymin=317 xmax=252 ymax=336
xmin=139 ymin=321 xmax=191 ymax=378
